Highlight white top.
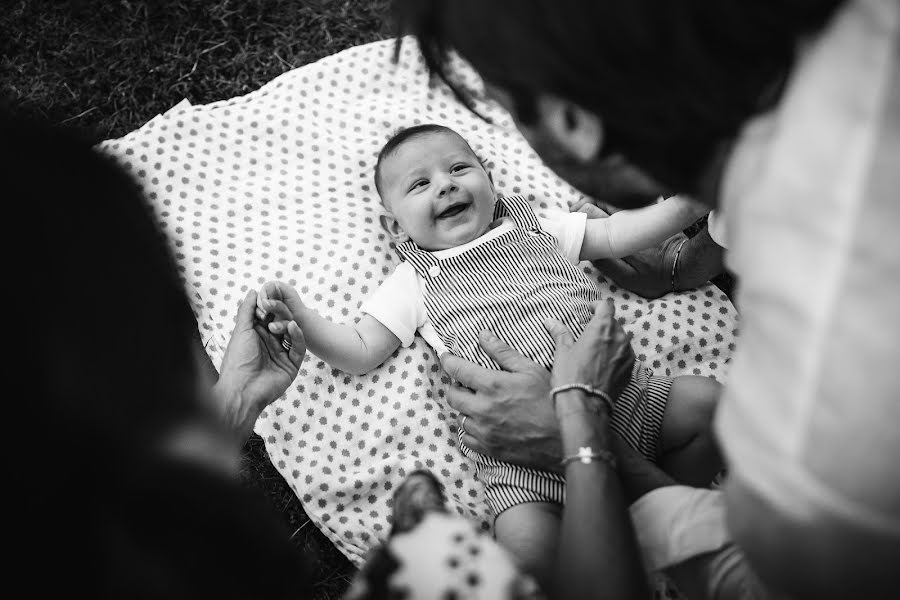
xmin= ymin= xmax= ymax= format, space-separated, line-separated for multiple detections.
xmin=706 ymin=209 xmax=728 ymax=249
xmin=630 ymin=486 xmax=731 ymax=571
xmin=714 ymin=0 xmax=900 ymax=533
xmin=361 ymin=211 xmax=587 ymax=356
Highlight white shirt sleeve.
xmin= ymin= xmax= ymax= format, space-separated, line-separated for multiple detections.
xmin=715 ymin=0 xmax=900 ymax=532
xmin=359 ymin=262 xmax=426 ymax=347
xmin=630 ymin=486 xmax=732 ymax=571
xmin=538 ymin=210 xmax=587 ymax=265
xmin=706 ymin=209 xmax=729 ymax=249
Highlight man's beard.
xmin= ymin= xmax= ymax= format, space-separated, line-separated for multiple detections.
xmin=543 ymin=152 xmax=669 ymax=211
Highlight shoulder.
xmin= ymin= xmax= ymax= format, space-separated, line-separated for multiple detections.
xmin=377 ymin=261 xmax=421 ymax=294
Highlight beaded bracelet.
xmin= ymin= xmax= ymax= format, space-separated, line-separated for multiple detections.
xmin=670 ymin=238 xmax=689 ymax=292
xmin=560 ymin=446 xmax=618 ymax=470
xmin=550 ymin=383 xmax=614 ymax=413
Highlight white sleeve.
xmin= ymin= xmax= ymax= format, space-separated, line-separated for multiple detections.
xmin=630 ymin=486 xmax=732 ymax=571
xmin=359 ymin=262 xmax=425 ymax=347
xmin=538 ymin=210 xmax=587 ymax=265
xmin=706 ymin=209 xmax=729 ymax=249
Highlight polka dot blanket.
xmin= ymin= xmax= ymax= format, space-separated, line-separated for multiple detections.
xmin=99 ymin=37 xmax=738 ymax=567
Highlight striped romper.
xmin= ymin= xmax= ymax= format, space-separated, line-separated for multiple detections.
xmin=394 ymin=195 xmax=673 ymax=515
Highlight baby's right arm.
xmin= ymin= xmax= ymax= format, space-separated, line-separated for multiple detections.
xmin=257 ymin=281 xmax=401 ymax=376
xmin=579 ymin=196 xmax=709 ymax=260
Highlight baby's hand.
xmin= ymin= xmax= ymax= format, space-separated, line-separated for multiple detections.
xmin=255 ymin=281 xmax=306 ymax=334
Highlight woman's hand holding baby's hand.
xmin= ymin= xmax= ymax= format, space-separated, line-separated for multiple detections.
xmin=215 ymin=290 xmax=307 ymax=443
xmin=256 ymin=280 xmax=306 ymax=335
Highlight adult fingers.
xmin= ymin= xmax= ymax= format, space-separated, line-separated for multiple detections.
xmin=235 ymin=290 xmax=257 ymax=331
xmin=477 ymin=330 xmax=540 ymax=373
xmin=286 ymin=320 xmax=307 ymax=366
xmin=459 ymin=431 xmax=488 ymax=457
xmin=544 ymin=318 xmax=574 ymax=350
xmin=582 ymin=300 xmax=617 ymax=339
xmin=575 ymin=203 xmax=608 ymax=219
xmin=591 ymin=256 xmax=638 ymax=280
xmin=441 ymin=352 xmax=499 ymax=391
xmin=444 ymin=381 xmax=486 ymax=415
xmin=569 ymin=197 xmax=589 ymax=212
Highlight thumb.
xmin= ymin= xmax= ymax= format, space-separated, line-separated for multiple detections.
xmin=236 ymin=290 xmax=258 ymax=328
xmin=286 ymin=320 xmax=307 ymax=366
xmin=580 ymin=300 xmax=617 ymax=341
xmin=478 ymin=330 xmax=539 ymax=373
xmin=544 ymin=318 xmax=574 ymax=350
xmin=591 ymin=256 xmax=637 ymax=280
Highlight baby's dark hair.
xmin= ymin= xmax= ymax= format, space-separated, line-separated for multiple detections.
xmin=373 ymin=123 xmax=478 ymax=202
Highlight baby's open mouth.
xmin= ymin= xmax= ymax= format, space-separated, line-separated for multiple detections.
xmin=437 ymin=202 xmax=469 ymax=219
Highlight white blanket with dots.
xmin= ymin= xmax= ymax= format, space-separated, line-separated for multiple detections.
xmin=99 ymin=37 xmax=738 ymax=566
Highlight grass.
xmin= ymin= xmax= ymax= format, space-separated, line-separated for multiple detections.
xmin=3 ymin=1 xmax=392 ymax=597
xmin=3 ymin=0 xmax=392 ymax=142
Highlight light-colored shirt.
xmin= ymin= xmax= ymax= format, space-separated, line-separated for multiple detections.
xmin=631 ymin=486 xmax=770 ymax=600
xmin=714 ymin=0 xmax=900 ymax=534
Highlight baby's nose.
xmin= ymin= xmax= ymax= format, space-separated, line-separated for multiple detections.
xmin=438 ymin=179 xmax=458 ymax=196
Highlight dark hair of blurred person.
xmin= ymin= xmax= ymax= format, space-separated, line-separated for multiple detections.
xmin=5 ymin=113 xmax=311 ymax=599
xmin=395 ymin=0 xmax=843 ymax=199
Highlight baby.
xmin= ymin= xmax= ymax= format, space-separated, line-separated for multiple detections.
xmin=257 ymin=124 xmax=721 ymax=585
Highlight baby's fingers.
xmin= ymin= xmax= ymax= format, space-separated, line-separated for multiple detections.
xmin=260 ymin=298 xmax=292 ymax=321
xmin=267 ymin=319 xmax=291 ymax=335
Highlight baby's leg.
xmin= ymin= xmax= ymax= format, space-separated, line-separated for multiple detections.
xmin=494 ymin=502 xmax=561 ymax=593
xmin=658 ymin=375 xmax=724 ymax=487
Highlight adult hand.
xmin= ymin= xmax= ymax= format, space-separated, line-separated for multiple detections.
xmin=575 ymin=202 xmax=725 ymax=298
xmin=544 ymin=301 xmax=636 ymax=403
xmin=593 ymin=234 xmax=690 ymax=299
xmin=213 ymin=290 xmax=306 ymax=443
xmin=256 ymin=280 xmax=306 ymax=327
xmin=440 ymin=331 xmax=562 ymax=473
xmin=575 ymin=201 xmax=688 ymax=299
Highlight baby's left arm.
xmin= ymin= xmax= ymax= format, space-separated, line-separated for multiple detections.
xmin=579 ymin=196 xmax=708 ymax=260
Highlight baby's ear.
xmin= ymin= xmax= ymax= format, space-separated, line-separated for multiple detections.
xmin=379 ymin=212 xmax=410 ymax=243
xmin=485 ymin=169 xmax=500 ymax=200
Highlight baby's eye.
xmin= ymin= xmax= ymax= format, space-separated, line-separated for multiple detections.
xmin=409 ymin=179 xmax=427 ymax=191
xmin=451 ymin=164 xmax=470 ymax=173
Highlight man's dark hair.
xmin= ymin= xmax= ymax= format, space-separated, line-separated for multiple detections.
xmin=374 ymin=123 xmax=476 ymax=201
xmin=393 ymin=0 xmax=844 ymax=197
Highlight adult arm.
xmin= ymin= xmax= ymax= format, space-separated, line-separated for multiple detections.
xmin=545 ymin=303 xmax=650 ymax=599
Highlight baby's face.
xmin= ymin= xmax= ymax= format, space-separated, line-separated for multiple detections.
xmin=379 ymin=130 xmax=495 ymax=251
